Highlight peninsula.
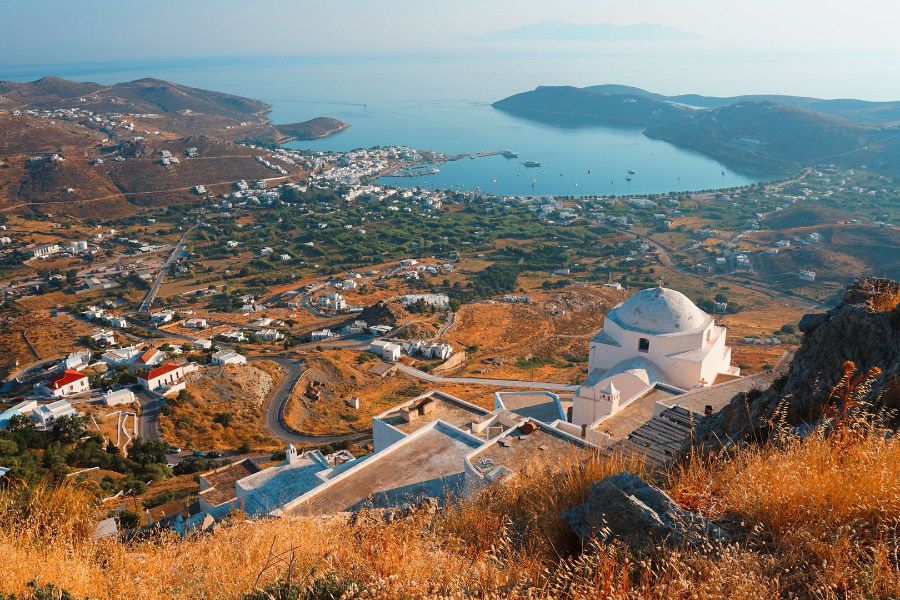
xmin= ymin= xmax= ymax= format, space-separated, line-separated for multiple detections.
xmin=493 ymin=85 xmax=900 ymax=175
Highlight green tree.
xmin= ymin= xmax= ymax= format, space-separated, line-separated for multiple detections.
xmin=53 ymin=414 xmax=87 ymax=443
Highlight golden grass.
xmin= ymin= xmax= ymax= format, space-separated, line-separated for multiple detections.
xmin=2 ymin=430 xmax=899 ymax=599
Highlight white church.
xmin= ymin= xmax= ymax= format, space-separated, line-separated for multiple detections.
xmin=571 ymin=286 xmax=738 ymax=430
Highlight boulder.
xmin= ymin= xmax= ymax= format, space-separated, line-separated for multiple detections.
xmin=563 ymin=472 xmax=726 ymax=551
xmin=713 ymin=277 xmax=900 ymax=441
xmin=798 ymin=312 xmax=829 ymax=334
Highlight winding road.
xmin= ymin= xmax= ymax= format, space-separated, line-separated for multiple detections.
xmin=251 ymin=356 xmax=371 ymax=446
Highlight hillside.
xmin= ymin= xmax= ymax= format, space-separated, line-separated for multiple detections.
xmin=584 ymin=84 xmax=900 ymax=125
xmin=712 ymin=277 xmax=900 ymax=441
xmin=492 ymin=85 xmax=689 ymax=128
xmin=0 ymin=76 xmax=270 ymax=118
xmin=644 ymin=101 xmax=878 ymax=171
xmin=2 ymin=411 xmax=899 ymax=598
xmin=493 ymin=85 xmax=898 ymax=174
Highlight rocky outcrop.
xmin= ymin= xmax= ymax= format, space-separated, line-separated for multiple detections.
xmin=562 ymin=472 xmax=726 ymax=551
xmin=358 ymin=302 xmax=400 ymax=328
xmin=713 ymin=278 xmax=900 ymax=440
xmin=348 ymin=497 xmax=439 ymax=526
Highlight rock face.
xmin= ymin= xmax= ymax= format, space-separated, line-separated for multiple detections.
xmin=715 ymin=278 xmax=900 ymax=440
xmin=562 ymin=472 xmax=726 ymax=551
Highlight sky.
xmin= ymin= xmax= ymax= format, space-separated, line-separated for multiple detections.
xmin=3 ymin=0 xmax=900 ymax=64
xmin=3 ymin=1 xmax=900 ymax=100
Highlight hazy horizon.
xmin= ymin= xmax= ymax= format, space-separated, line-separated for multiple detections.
xmin=4 ymin=0 xmax=900 ymax=100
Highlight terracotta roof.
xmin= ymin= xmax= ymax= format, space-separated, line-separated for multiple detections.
xmin=142 ymin=363 xmax=181 ymax=381
xmin=146 ymin=498 xmax=186 ymax=524
xmin=46 ymin=369 xmax=87 ymax=389
xmin=139 ymin=347 xmax=160 ymax=364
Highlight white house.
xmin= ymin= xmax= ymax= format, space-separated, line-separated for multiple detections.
xmin=90 ymin=329 xmax=116 ymax=346
xmin=60 ymin=351 xmax=92 ymax=371
xmin=104 ymin=315 xmax=129 ymax=329
xmin=311 ymin=329 xmax=334 ymax=342
xmin=138 ymin=363 xmax=193 ymax=392
xmin=212 ymin=350 xmax=247 ymax=366
xmin=101 ymin=345 xmax=142 ymax=367
xmin=29 ymin=244 xmax=61 ymax=259
xmin=193 ymin=338 xmax=213 ymax=350
xmin=32 ymin=400 xmax=78 ymax=430
xmin=150 ymin=310 xmax=175 ymax=324
xmin=574 ymin=286 xmax=738 ymax=427
xmin=318 ymin=293 xmax=346 ymax=311
xmin=183 ymin=318 xmax=208 ymax=329
xmin=35 ymin=369 xmax=90 ymax=397
xmin=370 ymin=339 xmax=402 ymax=362
xmin=103 ymin=388 xmax=136 ymax=406
xmin=255 ymin=328 xmax=283 ymax=342
xmin=219 ymin=330 xmax=247 ymax=343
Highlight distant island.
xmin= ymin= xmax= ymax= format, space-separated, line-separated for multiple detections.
xmin=274 ymin=117 xmax=349 ymax=142
xmin=493 ymin=85 xmax=900 ymax=175
xmin=469 ymin=20 xmax=701 ymax=43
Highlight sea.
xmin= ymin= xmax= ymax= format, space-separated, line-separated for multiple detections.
xmin=9 ymin=51 xmax=890 ymax=197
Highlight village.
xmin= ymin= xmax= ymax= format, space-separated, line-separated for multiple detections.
xmin=0 ymin=100 xmax=897 ymax=539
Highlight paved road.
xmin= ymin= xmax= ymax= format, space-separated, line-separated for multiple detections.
xmin=395 ymin=363 xmax=579 ymax=391
xmin=135 ymin=389 xmax=161 ymax=441
xmin=138 ymin=229 xmax=192 ymax=314
xmin=252 ymin=356 xmax=370 ymax=446
xmin=435 ymin=311 xmax=456 ymax=339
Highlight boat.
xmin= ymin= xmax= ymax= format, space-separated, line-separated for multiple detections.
xmin=502 ymin=150 xmax=519 ymax=159
xmin=522 ymin=160 xmax=541 ymax=168
xmin=588 ymin=169 xmax=592 ymax=175
xmin=627 ymin=169 xmax=636 ymax=175
xmin=625 ymin=176 xmax=632 ymax=182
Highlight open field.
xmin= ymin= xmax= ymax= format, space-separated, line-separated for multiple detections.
xmin=159 ymin=362 xmax=284 ymax=452
xmin=0 ymin=309 xmax=95 ymax=375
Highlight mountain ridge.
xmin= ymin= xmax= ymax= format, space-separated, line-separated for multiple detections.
xmin=493 ymin=85 xmax=900 ymax=174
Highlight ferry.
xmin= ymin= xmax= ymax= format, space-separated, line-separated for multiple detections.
xmin=522 ymin=160 xmax=541 ymax=168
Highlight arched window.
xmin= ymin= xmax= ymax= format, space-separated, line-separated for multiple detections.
xmin=638 ymin=337 xmax=650 ymax=352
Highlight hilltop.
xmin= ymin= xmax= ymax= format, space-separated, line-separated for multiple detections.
xmin=493 ymin=85 xmax=900 ymax=174
xmin=0 ymin=77 xmax=352 ymax=216
xmin=583 ymin=84 xmax=900 ymax=125
xmin=0 ymin=76 xmax=270 ymax=119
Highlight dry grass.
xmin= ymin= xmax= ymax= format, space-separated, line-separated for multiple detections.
xmin=159 ymin=362 xmax=283 ymax=451
xmin=2 ymin=426 xmax=899 ymax=599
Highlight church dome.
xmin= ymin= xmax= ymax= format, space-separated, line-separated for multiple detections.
xmin=609 ymin=287 xmax=710 ymax=335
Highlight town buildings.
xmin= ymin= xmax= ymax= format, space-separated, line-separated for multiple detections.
xmin=32 ymin=400 xmax=78 ymax=430
xmin=369 ymin=339 xmax=403 ymax=362
xmin=35 ymin=369 xmax=90 ymax=397
xmin=211 ymin=350 xmax=247 ymax=366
